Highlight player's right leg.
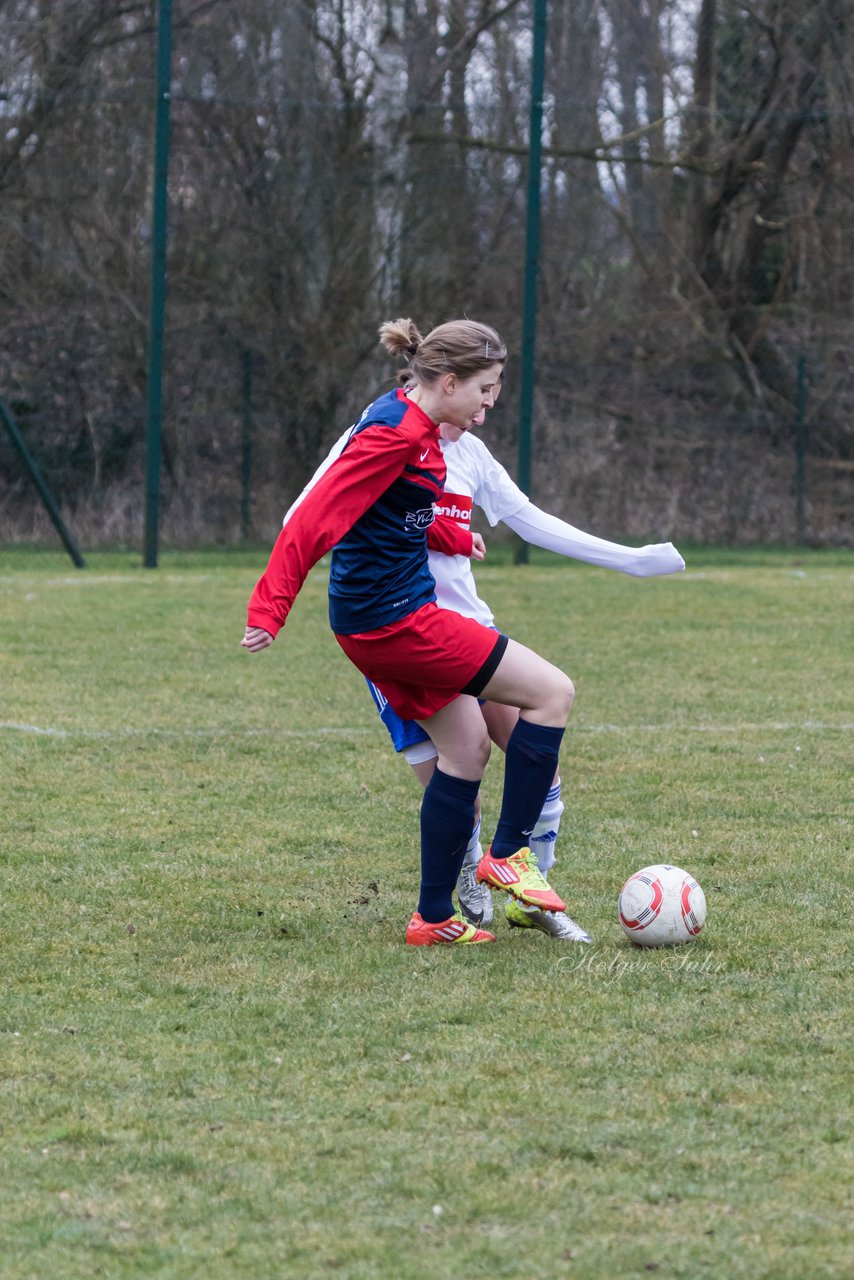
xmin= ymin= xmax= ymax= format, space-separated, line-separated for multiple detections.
xmin=338 ymin=609 xmax=517 ymax=943
xmin=406 ymin=695 xmax=495 ymax=943
xmin=401 ymin=744 xmax=492 ymax=927
xmin=416 ymin=691 xmax=492 ymax=780
xmin=365 ymin=675 xmax=493 ymax=934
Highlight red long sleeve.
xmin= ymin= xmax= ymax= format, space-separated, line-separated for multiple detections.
xmin=247 ymin=419 xmax=430 ymax=636
xmin=426 ymin=514 xmax=474 ymax=557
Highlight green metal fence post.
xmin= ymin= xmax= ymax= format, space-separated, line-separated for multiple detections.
xmin=0 ymin=397 xmax=86 ymax=568
xmin=143 ymin=0 xmax=173 ymax=569
xmin=515 ymin=0 xmax=548 ymax=566
xmin=795 ymin=356 xmax=807 ymax=545
xmin=241 ymin=349 xmax=253 ymax=541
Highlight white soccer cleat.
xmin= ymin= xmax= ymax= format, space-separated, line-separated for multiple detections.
xmin=456 ymin=862 xmax=494 ymax=927
xmin=505 ymin=899 xmax=592 ymax=942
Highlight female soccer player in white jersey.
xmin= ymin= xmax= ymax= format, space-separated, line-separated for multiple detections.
xmin=368 ymin=411 xmax=685 ymax=940
xmin=243 ymin=317 xmax=579 ymax=948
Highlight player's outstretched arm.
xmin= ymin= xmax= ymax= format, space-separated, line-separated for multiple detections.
xmin=502 ymin=503 xmax=685 ymax=576
xmin=244 ymin=419 xmax=420 ymax=640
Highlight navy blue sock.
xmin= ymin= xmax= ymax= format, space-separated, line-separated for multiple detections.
xmin=490 ymin=720 xmax=565 ymax=858
xmin=418 ymin=769 xmax=481 ymax=923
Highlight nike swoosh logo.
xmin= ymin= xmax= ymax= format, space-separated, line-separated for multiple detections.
xmin=420 ymin=450 xmax=429 ymax=461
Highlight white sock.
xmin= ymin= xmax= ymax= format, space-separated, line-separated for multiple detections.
xmin=462 ymin=818 xmax=483 ymax=868
xmin=529 ymin=780 xmax=564 ymax=877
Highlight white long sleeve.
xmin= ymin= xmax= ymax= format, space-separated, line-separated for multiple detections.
xmin=502 ymin=502 xmax=685 ymax=577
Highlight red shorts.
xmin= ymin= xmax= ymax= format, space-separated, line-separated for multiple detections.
xmin=335 ymin=602 xmax=506 ymax=720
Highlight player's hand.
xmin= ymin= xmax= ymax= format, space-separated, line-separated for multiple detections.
xmin=629 ymin=543 xmax=685 ymax=577
xmin=471 ymin=532 xmax=486 ymax=561
xmin=240 ymin=626 xmax=275 ymax=652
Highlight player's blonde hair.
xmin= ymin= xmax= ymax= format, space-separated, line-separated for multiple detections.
xmin=379 ymin=317 xmax=507 ymax=385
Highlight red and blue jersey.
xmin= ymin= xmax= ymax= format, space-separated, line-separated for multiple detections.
xmin=247 ymin=388 xmax=472 ymax=637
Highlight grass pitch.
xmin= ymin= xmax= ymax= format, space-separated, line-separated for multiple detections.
xmin=1 ymin=545 xmax=851 ymax=1279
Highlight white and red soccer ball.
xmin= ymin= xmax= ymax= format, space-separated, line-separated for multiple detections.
xmin=618 ymin=864 xmax=707 ymax=947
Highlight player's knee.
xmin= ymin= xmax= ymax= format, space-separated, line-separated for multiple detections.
xmin=467 ymin=726 xmax=492 ymax=776
xmin=439 ymin=726 xmax=490 ymax=778
xmin=472 ymin=729 xmax=492 ymax=774
xmin=544 ymin=673 xmax=574 ymax=723
xmin=563 ymin=675 xmax=575 ymax=714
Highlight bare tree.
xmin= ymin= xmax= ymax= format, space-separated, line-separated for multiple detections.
xmin=685 ymin=0 xmax=851 ymax=415
xmin=1 ymin=0 xmax=851 ymax=545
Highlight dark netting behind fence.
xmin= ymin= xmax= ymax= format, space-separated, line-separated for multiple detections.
xmin=1 ymin=1 xmax=852 ymax=548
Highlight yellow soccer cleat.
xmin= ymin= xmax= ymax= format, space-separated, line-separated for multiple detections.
xmin=476 ymin=845 xmax=566 ymax=913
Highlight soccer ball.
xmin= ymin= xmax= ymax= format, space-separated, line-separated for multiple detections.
xmin=617 ymin=863 xmax=707 ymax=947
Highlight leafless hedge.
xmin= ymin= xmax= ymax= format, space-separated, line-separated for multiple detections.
xmin=1 ymin=1 xmax=852 ymax=547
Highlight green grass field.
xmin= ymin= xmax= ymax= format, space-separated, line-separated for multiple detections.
xmin=1 ymin=545 xmax=851 ymax=1279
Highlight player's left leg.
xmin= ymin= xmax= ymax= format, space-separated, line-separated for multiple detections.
xmin=473 ymin=647 xmax=588 ymax=935
xmin=479 ymin=700 xmax=590 ymax=939
xmin=480 ymin=698 xmax=563 ymax=874
xmin=471 ymin=645 xmax=571 ymax=912
xmin=481 ymin=680 xmax=568 ymax=870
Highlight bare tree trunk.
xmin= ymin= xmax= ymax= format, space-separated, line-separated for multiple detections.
xmin=687 ymin=0 xmax=846 ymax=405
xmin=607 ymin=0 xmax=648 ymax=237
xmin=689 ymin=0 xmax=717 ymax=274
xmin=547 ymin=0 xmax=602 ymax=304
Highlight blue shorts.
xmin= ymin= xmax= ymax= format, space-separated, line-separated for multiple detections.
xmin=366 ymin=680 xmax=430 ymax=752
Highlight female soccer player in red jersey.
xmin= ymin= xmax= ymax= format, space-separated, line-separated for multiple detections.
xmin=241 ymin=317 xmax=575 ymax=946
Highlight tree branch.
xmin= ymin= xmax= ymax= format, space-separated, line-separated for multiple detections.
xmin=407 ymin=130 xmax=721 ymax=175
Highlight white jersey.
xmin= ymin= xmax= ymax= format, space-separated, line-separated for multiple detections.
xmin=286 ymin=425 xmax=685 ymax=625
xmin=431 ymin=432 xmax=528 ymax=626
